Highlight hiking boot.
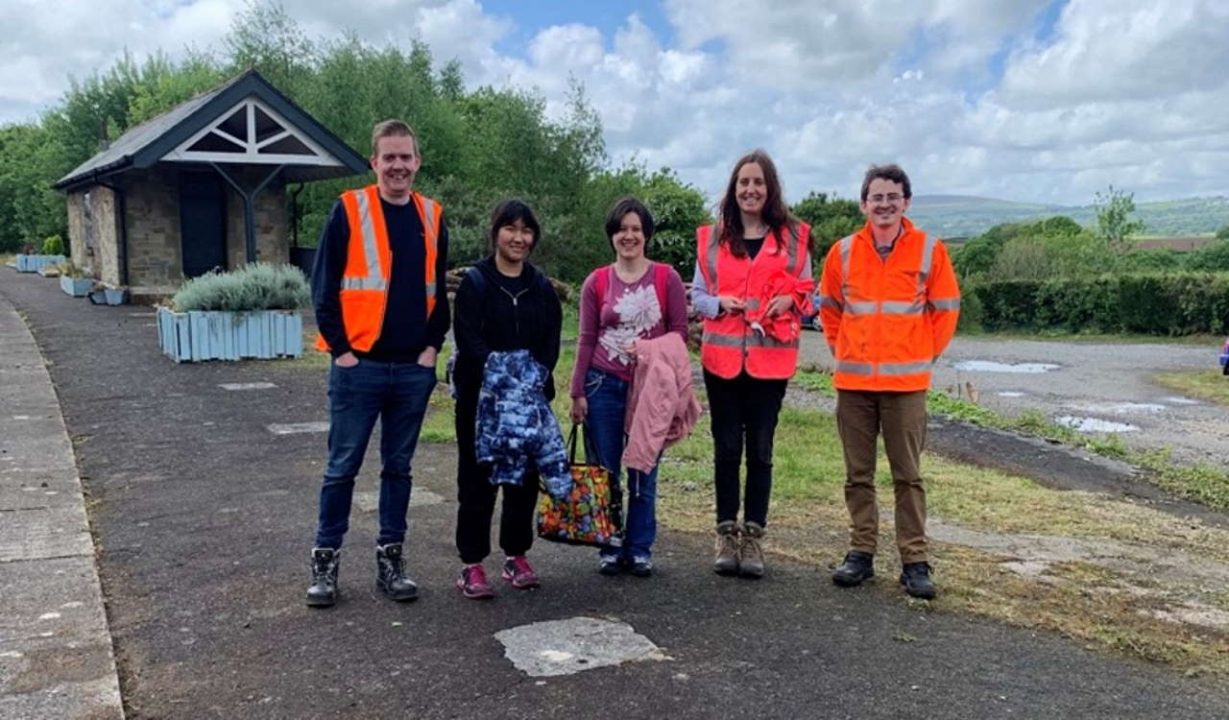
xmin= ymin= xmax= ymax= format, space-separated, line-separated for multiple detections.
xmin=738 ymin=522 xmax=766 ymax=579
xmin=598 ymin=553 xmax=623 ymax=576
xmin=501 ymin=555 xmax=541 ymax=590
xmin=456 ymin=564 xmax=496 ymax=599
xmin=900 ymin=561 xmax=936 ymax=600
xmin=714 ymin=521 xmax=740 ymax=576
xmin=376 ymin=544 xmax=418 ymax=602
xmin=629 ymin=556 xmax=654 ymax=578
xmin=306 ymin=547 xmax=340 ymax=607
xmin=832 ymin=551 xmax=875 ymax=587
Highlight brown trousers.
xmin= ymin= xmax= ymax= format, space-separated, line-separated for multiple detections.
xmin=835 ymin=389 xmax=929 ymax=563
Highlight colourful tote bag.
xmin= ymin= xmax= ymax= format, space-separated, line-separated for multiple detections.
xmin=535 ymin=425 xmax=623 ymax=547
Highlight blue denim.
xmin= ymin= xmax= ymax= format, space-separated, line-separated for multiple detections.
xmin=583 ymin=368 xmax=658 ymax=561
xmin=315 ymin=358 xmax=436 ymax=549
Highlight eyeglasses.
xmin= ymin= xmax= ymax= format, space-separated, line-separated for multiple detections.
xmin=867 ymin=193 xmax=904 ymax=203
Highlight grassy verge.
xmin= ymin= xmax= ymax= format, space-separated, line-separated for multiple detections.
xmin=1152 ymin=369 xmax=1229 ymax=408
xmin=956 ymin=330 xmax=1222 ymax=347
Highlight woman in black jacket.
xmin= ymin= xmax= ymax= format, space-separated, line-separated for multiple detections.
xmin=451 ymin=199 xmax=562 ymax=599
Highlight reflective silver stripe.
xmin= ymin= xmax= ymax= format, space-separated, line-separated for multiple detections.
xmin=705 ymin=224 xmax=720 ymax=286
xmin=746 ymin=333 xmax=799 ymax=349
xmin=425 ymin=282 xmax=437 ymax=297
xmin=421 ymin=197 xmax=439 ymax=309
xmin=928 ymin=298 xmax=961 ymax=311
xmin=881 ymin=300 xmax=923 ymax=315
xmin=421 ymin=197 xmax=438 ymax=237
xmin=835 ymin=360 xmax=874 ymax=376
xmin=844 ymin=301 xmax=878 ymax=315
xmin=918 ymin=233 xmax=936 ymax=289
xmin=818 ymin=295 xmax=843 ymax=310
xmin=879 ymin=360 xmax=933 ymax=376
xmin=783 ymin=224 xmax=800 ymax=274
xmin=702 ymin=332 xmax=744 ymax=348
xmin=345 ymin=190 xmax=387 ymax=291
xmin=838 ymin=234 xmax=854 ymax=300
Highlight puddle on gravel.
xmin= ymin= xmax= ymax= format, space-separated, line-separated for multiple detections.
xmin=1068 ymin=403 xmax=1167 ymax=415
xmin=1055 ymin=416 xmax=1138 ymax=433
xmin=997 ymin=391 xmax=1025 ymax=398
xmin=1160 ymin=396 xmax=1200 ymax=406
xmin=953 ymin=360 xmax=1059 ymax=374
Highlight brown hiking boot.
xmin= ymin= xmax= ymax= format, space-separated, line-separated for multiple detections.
xmin=713 ymin=521 xmax=740 ymax=576
xmin=738 ymin=522 xmax=766 ymax=579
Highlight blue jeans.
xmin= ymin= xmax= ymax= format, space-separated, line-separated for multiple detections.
xmin=583 ymin=369 xmax=658 ymax=561
xmin=315 ymin=358 xmax=436 ymax=549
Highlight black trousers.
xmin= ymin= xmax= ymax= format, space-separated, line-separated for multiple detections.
xmin=703 ymin=370 xmax=787 ymax=528
xmin=454 ymin=385 xmax=539 ymax=564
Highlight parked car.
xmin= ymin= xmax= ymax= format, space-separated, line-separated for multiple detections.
xmin=1220 ymin=337 xmax=1229 ymax=375
xmin=802 ymin=292 xmax=821 ymax=330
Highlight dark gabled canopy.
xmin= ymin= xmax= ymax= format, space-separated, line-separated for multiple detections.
xmin=55 ymin=69 xmax=368 ymax=191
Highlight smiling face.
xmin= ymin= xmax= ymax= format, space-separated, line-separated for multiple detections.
xmin=735 ymin=161 xmax=768 ymax=218
xmin=370 ymin=134 xmax=420 ymax=202
xmin=495 ymin=218 xmax=535 ymax=265
xmin=860 ymin=177 xmax=911 ymax=230
xmin=611 ymin=210 xmax=647 ymax=261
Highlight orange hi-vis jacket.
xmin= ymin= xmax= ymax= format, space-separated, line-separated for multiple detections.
xmin=818 ymin=217 xmax=960 ymax=392
xmin=697 ymin=222 xmax=812 ymax=380
xmin=315 ymin=185 xmax=441 ymax=353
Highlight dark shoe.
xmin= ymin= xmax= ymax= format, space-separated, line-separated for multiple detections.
xmin=456 ymin=564 xmax=496 ymax=599
xmin=375 ymin=544 xmax=419 ymax=602
xmin=501 ymin=555 xmax=541 ymax=589
xmin=900 ymin=562 xmax=936 ymax=600
xmin=713 ymin=521 xmax=740 ymax=576
xmin=629 ymin=556 xmax=654 ymax=577
xmin=598 ymin=553 xmax=623 ymax=576
xmin=306 ymin=547 xmax=340 ymax=607
xmin=738 ymin=522 xmax=766 ymax=579
xmin=832 ymin=551 xmax=875 ymax=587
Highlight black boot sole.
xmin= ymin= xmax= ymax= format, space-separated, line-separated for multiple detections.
xmin=832 ymin=571 xmax=874 ymax=587
xmin=306 ymin=594 xmax=337 ymax=608
xmin=378 ymin=582 xmax=419 ymax=602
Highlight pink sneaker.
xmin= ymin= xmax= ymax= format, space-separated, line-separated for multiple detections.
xmin=456 ymin=564 xmax=496 ymax=599
xmin=501 ymin=556 xmax=540 ymax=589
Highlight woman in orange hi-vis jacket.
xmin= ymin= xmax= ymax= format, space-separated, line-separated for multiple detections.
xmin=691 ymin=149 xmax=814 ymax=579
xmin=818 ymin=163 xmax=960 ymax=601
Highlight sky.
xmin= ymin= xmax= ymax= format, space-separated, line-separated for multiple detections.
xmin=2 ymin=0 xmax=1227 ymax=206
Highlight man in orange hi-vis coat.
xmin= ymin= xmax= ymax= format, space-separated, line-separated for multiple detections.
xmin=818 ymin=164 xmax=960 ymax=600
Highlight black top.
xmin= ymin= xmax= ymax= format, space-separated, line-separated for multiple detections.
xmin=311 ymin=197 xmax=451 ymax=362
xmin=452 ymin=256 xmax=562 ymax=401
xmin=744 ymin=235 xmax=766 ymax=260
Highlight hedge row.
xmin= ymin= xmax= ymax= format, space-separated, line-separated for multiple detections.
xmin=965 ymin=272 xmax=1229 ymax=335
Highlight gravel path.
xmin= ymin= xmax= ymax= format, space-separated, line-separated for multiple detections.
xmin=799 ymin=332 xmax=1229 ymax=468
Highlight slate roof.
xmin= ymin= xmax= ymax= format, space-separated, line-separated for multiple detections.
xmin=55 ymin=70 xmax=368 ymax=190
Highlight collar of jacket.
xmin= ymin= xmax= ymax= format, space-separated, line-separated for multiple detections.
xmin=855 ymin=215 xmax=920 ymax=249
xmin=476 ymin=255 xmax=544 ymax=290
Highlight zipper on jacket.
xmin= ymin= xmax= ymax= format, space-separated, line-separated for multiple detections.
xmin=498 ymin=285 xmax=530 ymax=337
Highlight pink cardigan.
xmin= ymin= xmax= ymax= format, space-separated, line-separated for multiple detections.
xmin=622 ymin=333 xmax=702 ymax=474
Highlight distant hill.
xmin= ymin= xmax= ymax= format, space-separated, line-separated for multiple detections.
xmin=907 ymin=195 xmax=1229 ymax=239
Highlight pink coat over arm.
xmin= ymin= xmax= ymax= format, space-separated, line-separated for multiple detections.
xmin=622 ymin=332 xmax=702 ymax=474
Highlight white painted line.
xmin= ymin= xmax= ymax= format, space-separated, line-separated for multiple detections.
xmin=267 ymin=422 xmax=329 ymax=435
xmin=496 ymin=617 xmax=669 ymax=677
xmin=219 ymin=382 xmax=277 ymax=391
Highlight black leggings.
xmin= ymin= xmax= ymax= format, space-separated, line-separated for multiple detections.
xmin=704 ymin=370 xmax=787 ymax=527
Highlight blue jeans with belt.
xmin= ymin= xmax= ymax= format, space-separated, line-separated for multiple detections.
xmin=583 ymin=368 xmax=658 ymax=561
xmin=315 ymin=358 xmax=436 ymax=549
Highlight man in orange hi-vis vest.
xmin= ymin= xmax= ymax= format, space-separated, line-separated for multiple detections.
xmin=819 ymin=164 xmax=960 ymax=600
xmin=305 ymin=119 xmax=449 ymax=608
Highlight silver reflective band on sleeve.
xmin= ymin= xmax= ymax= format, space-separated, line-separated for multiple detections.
xmin=928 ymin=298 xmax=961 ymax=310
xmin=881 ymin=300 xmax=923 ymax=315
xmin=342 ymin=190 xmax=387 ymax=291
xmin=835 ymin=360 xmax=874 ymax=376
xmin=879 ymin=360 xmax=933 ymax=376
xmin=843 ymin=301 xmax=878 ymax=315
xmin=818 ymin=295 xmax=843 ymax=310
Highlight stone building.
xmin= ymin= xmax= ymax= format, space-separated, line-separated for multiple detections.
xmin=54 ymin=70 xmax=368 ymax=298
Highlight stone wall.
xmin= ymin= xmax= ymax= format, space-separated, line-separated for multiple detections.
xmin=124 ymin=167 xmax=181 ymax=289
xmin=223 ymin=167 xmax=288 ymax=268
xmin=66 ymin=192 xmax=87 ymax=270
xmin=92 ymin=187 xmax=121 ymax=286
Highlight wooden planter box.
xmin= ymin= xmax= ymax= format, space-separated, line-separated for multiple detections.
xmin=60 ymin=275 xmax=92 ymax=297
xmin=15 ymin=254 xmax=65 ymax=273
xmin=156 ymin=307 xmax=304 ymax=363
xmin=88 ymin=287 xmax=128 ymax=306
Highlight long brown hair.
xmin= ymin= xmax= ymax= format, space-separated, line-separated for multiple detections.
xmin=717 ymin=149 xmax=797 ymax=258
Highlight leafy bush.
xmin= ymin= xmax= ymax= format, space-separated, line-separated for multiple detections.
xmin=170 ymin=263 xmax=310 ymax=312
xmin=41 ymin=234 xmax=64 ymax=255
xmin=1182 ymin=240 xmax=1229 ymax=272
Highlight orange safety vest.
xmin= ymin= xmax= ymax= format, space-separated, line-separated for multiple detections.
xmin=817 ymin=217 xmax=961 ymax=392
xmin=697 ymin=222 xmax=811 ymax=380
xmin=315 ymin=185 xmax=441 ymax=353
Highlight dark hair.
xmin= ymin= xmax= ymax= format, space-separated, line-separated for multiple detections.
xmin=718 ymin=149 xmax=796 ymax=257
xmin=604 ymin=196 xmax=655 ymax=251
xmin=370 ymin=119 xmax=418 ymax=158
xmin=860 ymin=163 xmax=912 ymax=202
xmin=487 ymin=199 xmax=541 ymax=253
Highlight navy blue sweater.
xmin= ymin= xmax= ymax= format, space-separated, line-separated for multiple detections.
xmin=311 ymin=196 xmax=450 ymax=362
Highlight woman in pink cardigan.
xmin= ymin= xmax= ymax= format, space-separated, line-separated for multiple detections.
xmin=569 ymin=197 xmax=688 ymax=577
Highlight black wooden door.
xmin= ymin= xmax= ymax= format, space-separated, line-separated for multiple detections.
xmin=179 ymin=175 xmax=227 ymax=278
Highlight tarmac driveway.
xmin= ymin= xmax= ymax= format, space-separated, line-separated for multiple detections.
xmin=4 ymin=271 xmax=1228 ymax=720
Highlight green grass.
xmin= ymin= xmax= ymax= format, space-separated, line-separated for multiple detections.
xmin=1152 ymin=369 xmax=1229 ymax=407
xmin=957 ymin=329 xmax=1222 ymax=346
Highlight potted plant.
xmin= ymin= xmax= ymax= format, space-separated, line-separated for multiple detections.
xmin=88 ymin=285 xmax=129 ymax=306
xmin=58 ymin=261 xmax=94 ymax=297
xmin=16 ymin=236 xmax=67 ymax=273
xmin=156 ymin=263 xmax=310 ymax=362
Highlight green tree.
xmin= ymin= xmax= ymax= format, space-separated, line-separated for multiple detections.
xmin=791 ymin=191 xmax=862 ymax=260
xmin=1216 ymin=225 xmax=1229 ymax=241
xmin=1094 ymin=185 xmax=1145 ymax=254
